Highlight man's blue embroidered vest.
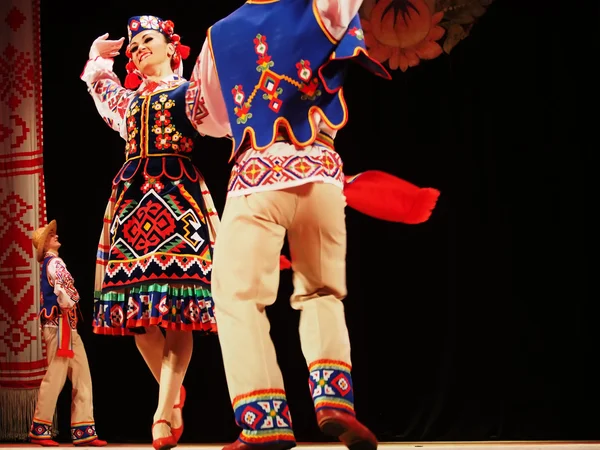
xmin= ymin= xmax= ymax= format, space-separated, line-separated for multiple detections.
xmin=208 ymin=0 xmax=391 ymax=160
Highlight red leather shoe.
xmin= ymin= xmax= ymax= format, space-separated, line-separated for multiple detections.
xmin=222 ymin=438 xmax=295 ymax=450
xmin=316 ymin=409 xmax=377 ymax=450
xmin=152 ymin=419 xmax=177 ymax=450
xmin=171 ymin=385 xmax=186 ymax=442
xmin=31 ymin=439 xmax=59 ymax=447
xmin=75 ymin=438 xmax=107 ymax=447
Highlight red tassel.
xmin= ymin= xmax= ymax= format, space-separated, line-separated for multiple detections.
xmin=56 ymin=348 xmax=74 ymax=358
xmin=178 ymin=44 xmax=190 ymax=60
xmin=279 ymin=255 xmax=292 ymax=270
xmin=124 ymin=60 xmax=142 ymax=89
xmin=125 ymin=72 xmax=142 ymax=89
xmin=56 ymin=313 xmax=74 ymax=359
xmin=343 ymin=170 xmax=440 ymax=224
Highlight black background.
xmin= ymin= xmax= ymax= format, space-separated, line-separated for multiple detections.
xmin=38 ymin=0 xmax=596 ymax=444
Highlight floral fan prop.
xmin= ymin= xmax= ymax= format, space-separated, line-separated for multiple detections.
xmin=360 ymin=0 xmax=495 ymax=71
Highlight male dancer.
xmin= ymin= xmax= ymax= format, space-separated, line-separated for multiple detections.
xmin=199 ymin=2 xmax=394 ymax=450
xmin=29 ymin=220 xmax=107 ymax=447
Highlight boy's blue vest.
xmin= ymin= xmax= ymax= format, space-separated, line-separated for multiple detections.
xmin=40 ymin=255 xmax=59 ymax=319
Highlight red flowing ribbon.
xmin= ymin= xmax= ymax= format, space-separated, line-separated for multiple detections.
xmin=279 ymin=170 xmax=441 ymax=266
xmin=343 ymin=170 xmax=440 ymax=224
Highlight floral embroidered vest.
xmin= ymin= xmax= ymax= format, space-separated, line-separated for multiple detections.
xmin=113 ymin=82 xmax=200 ymax=186
xmin=208 ymin=0 xmax=391 ymax=160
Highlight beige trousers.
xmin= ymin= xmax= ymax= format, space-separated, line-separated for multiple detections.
xmin=29 ymin=327 xmax=98 ymax=444
xmin=213 ymin=183 xmax=357 ymax=446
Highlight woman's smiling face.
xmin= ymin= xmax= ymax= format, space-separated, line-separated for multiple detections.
xmin=128 ymin=30 xmax=174 ymax=74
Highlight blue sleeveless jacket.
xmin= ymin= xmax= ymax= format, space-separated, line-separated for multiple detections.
xmin=208 ymin=0 xmax=390 ymax=160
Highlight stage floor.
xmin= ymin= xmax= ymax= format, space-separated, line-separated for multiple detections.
xmin=1 ymin=443 xmax=600 ymax=449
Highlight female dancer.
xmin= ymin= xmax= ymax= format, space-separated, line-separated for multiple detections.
xmin=80 ymin=15 xmax=228 ymax=450
xmin=81 ymin=12 xmax=439 ymax=450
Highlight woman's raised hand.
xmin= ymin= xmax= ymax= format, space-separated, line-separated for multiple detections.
xmin=89 ymin=33 xmax=125 ymax=60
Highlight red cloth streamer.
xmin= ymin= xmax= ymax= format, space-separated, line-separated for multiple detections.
xmin=56 ymin=312 xmax=74 ymax=358
xmin=278 ymin=171 xmax=439 ymax=268
xmin=343 ymin=170 xmax=440 ymax=224
xmin=178 ymin=44 xmax=190 ymax=60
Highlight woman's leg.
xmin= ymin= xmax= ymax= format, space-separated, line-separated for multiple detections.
xmin=151 ymin=329 xmax=193 ymax=440
xmin=135 ymin=326 xmax=183 ymax=430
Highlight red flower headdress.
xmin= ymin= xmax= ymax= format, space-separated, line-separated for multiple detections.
xmin=124 ymin=15 xmax=190 ymax=89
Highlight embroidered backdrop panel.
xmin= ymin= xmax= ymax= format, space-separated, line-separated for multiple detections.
xmin=0 ymin=0 xmax=50 ymax=440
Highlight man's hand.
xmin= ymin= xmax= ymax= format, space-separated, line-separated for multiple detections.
xmin=89 ymin=33 xmax=125 ymax=60
xmin=57 ymin=295 xmax=73 ymax=310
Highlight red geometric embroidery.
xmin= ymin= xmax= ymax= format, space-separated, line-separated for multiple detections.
xmin=109 ymin=304 xmax=124 ymax=326
xmin=0 ymin=123 xmax=11 ymax=143
xmin=54 ymin=259 xmax=80 ymax=302
xmin=5 ymin=7 xmax=26 ymax=32
xmin=0 ymin=192 xmax=37 ymax=355
xmin=183 ymin=301 xmax=200 ymax=323
xmin=0 ymin=114 xmax=30 ymax=152
xmin=331 ymin=373 xmax=351 ymax=395
xmin=240 ymin=405 xmax=265 ymax=430
xmin=0 ymin=44 xmax=35 ymax=109
xmin=185 ymin=77 xmax=209 ymax=127
xmin=4 ymin=321 xmax=36 ymax=354
xmin=231 ymin=34 xmax=322 ymax=123
xmin=0 ymin=0 xmax=48 ymax=394
xmin=0 ymin=248 xmax=30 ymax=297
xmin=155 ymin=296 xmax=169 ymax=315
xmin=126 ymin=298 xmax=140 ymax=320
xmin=228 ymin=150 xmax=344 ymax=193
xmin=9 ymin=114 xmax=28 ymax=150
xmin=122 ymin=200 xmax=177 ymax=253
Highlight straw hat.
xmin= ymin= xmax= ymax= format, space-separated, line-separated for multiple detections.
xmin=31 ymin=220 xmax=57 ymax=263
